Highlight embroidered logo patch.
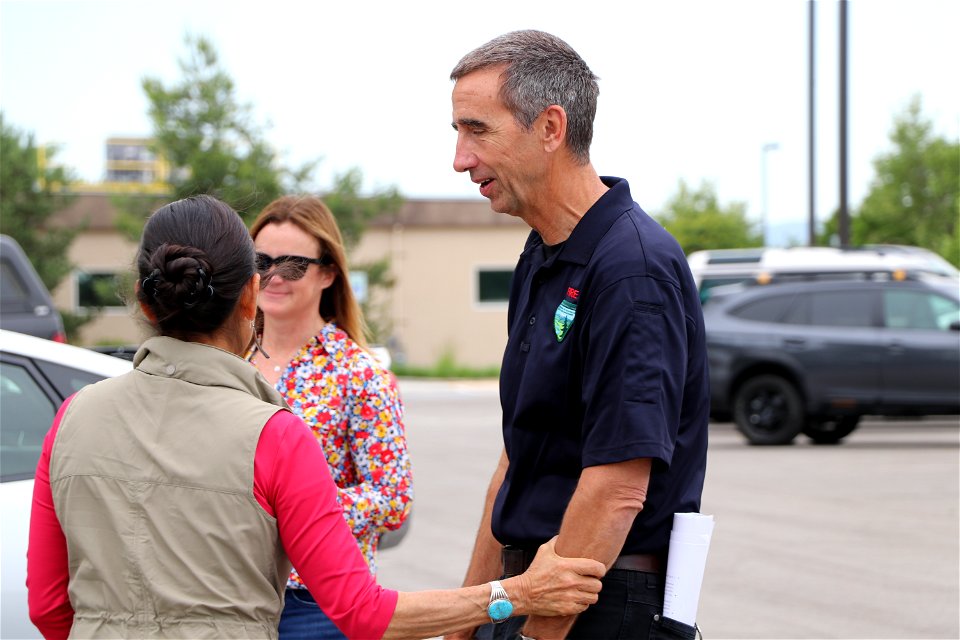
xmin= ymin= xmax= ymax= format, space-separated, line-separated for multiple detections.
xmin=554 ymin=287 xmax=580 ymax=342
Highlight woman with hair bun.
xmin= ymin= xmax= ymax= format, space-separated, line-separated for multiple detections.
xmin=26 ymin=194 xmax=604 ymax=640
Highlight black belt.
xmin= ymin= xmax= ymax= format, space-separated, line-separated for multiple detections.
xmin=501 ymin=546 xmax=664 ymax=578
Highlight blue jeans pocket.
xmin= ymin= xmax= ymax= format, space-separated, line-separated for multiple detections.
xmin=279 ymin=589 xmax=346 ymax=640
xmin=285 ymin=588 xmax=320 ymax=607
xmin=649 ymin=615 xmax=697 ymax=640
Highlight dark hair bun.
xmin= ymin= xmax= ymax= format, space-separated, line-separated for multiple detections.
xmin=142 ymin=244 xmax=215 ymax=316
xmin=136 ymin=194 xmax=255 ymax=338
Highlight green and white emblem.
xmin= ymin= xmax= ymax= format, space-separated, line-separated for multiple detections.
xmin=554 ymin=287 xmax=580 ymax=342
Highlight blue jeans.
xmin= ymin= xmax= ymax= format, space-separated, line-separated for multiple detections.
xmin=278 ymin=588 xmax=347 ymax=640
xmin=475 ymin=569 xmax=696 ymax=639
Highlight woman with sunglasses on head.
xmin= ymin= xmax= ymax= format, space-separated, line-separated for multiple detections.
xmin=27 ymin=194 xmax=604 ymax=640
xmin=247 ymin=195 xmax=413 ymax=640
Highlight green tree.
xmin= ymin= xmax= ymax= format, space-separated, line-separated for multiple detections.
xmin=0 ymin=113 xmax=77 ymax=290
xmin=0 ymin=114 xmax=100 ymax=341
xmin=116 ymin=33 xmax=313 ymax=237
xmin=655 ymin=180 xmax=762 ymax=254
xmin=324 ymin=168 xmax=403 ymax=250
xmin=323 ymin=168 xmax=403 ymax=344
xmin=127 ymin=34 xmax=404 ymax=343
xmin=820 ymin=96 xmax=960 ymax=265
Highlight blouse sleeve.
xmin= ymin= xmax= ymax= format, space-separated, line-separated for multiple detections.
xmin=254 ymin=410 xmax=398 ymax=638
xmin=27 ymin=395 xmax=76 ymax=640
xmin=340 ymin=365 xmax=413 ymax=539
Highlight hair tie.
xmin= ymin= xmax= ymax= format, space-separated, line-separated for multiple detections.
xmin=183 ymin=266 xmax=216 ymax=309
xmin=141 ymin=269 xmax=161 ymax=299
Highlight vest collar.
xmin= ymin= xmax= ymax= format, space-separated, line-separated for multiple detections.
xmin=134 ymin=336 xmax=289 ymax=410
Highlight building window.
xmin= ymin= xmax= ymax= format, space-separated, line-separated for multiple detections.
xmin=106 ymin=143 xmax=154 ymax=162
xmin=107 ymin=169 xmax=152 ymax=183
xmin=476 ymin=268 xmax=513 ymax=304
xmin=76 ymin=272 xmax=125 ymax=309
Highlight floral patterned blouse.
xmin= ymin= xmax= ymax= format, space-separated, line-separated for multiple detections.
xmin=258 ymin=322 xmax=412 ymax=586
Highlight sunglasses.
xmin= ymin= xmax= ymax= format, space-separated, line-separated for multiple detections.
xmin=255 ymin=252 xmax=331 ymax=281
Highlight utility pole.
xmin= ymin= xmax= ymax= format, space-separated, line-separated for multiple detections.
xmin=838 ymin=0 xmax=850 ymax=247
xmin=808 ymin=0 xmax=816 ymax=246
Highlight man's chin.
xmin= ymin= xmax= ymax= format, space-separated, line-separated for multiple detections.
xmin=486 ymin=197 xmax=519 ymax=217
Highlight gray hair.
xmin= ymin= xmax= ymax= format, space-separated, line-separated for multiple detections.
xmin=450 ymin=30 xmax=599 ymax=164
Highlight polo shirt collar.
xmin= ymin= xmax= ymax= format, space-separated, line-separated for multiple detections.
xmin=531 ymin=176 xmax=633 ymax=266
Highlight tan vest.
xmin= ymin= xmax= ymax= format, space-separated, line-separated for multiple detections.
xmin=50 ymin=337 xmax=292 ymax=639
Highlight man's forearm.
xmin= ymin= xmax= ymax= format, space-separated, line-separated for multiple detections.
xmin=523 ymin=458 xmax=652 ymax=639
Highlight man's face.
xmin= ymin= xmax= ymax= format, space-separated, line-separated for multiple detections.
xmin=451 ymin=66 xmax=545 ymax=216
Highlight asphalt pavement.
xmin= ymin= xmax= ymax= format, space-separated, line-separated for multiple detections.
xmin=377 ymin=378 xmax=960 ymax=640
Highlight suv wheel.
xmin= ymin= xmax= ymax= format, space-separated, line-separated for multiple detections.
xmin=733 ymin=374 xmax=804 ymax=445
xmin=802 ymin=416 xmax=861 ymax=445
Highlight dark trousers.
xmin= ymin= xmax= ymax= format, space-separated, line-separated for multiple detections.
xmin=475 ymin=569 xmax=696 ymax=639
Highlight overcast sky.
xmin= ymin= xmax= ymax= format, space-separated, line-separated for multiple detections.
xmin=2 ymin=0 xmax=958 ymax=244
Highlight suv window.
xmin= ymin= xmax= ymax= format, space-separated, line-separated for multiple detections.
xmin=0 ymin=260 xmax=30 ymax=311
xmin=808 ymin=290 xmax=875 ymax=327
xmin=733 ymin=289 xmax=877 ymax=327
xmin=730 ymin=293 xmax=796 ymax=322
xmin=884 ymin=290 xmax=960 ymax=331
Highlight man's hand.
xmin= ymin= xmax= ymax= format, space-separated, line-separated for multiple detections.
xmin=508 ymin=536 xmax=605 ymax=617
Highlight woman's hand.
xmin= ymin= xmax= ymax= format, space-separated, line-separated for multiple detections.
xmin=507 ymin=536 xmax=605 ymax=617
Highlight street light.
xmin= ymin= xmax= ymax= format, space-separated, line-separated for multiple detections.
xmin=761 ymin=142 xmax=780 ymax=246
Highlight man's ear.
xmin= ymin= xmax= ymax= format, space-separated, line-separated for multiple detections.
xmin=539 ymin=105 xmax=568 ymax=154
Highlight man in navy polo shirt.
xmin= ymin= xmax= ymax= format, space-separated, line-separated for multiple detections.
xmin=446 ymin=30 xmax=710 ymax=640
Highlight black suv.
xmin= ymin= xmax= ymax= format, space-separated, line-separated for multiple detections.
xmin=0 ymin=235 xmax=66 ymax=342
xmin=704 ymin=276 xmax=960 ymax=444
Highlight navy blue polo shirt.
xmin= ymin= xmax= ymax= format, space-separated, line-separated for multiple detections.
xmin=492 ymin=176 xmax=710 ymax=556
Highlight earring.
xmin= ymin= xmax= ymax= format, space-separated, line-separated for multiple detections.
xmin=250 ymin=319 xmax=270 ymax=359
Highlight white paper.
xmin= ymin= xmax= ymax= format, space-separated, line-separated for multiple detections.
xmin=663 ymin=512 xmax=715 ymax=626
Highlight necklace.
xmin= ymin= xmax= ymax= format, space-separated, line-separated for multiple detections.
xmin=250 ymin=347 xmax=285 ymax=374
xmin=256 ymin=326 xmax=322 ymax=377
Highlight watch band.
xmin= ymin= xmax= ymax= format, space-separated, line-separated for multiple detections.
xmin=486 ymin=579 xmax=514 ymax=623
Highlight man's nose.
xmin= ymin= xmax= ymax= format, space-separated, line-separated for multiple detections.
xmin=452 ymin=137 xmax=477 ymax=174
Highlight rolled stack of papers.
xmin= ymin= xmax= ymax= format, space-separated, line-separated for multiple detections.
xmin=663 ymin=512 xmax=715 ymax=626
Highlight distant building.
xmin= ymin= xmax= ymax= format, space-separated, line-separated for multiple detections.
xmin=51 ymin=193 xmax=525 ymax=369
xmin=44 ymin=137 xmax=527 ymax=368
xmin=66 ymin=137 xmax=172 ymax=195
xmin=104 ymin=137 xmax=165 ymax=184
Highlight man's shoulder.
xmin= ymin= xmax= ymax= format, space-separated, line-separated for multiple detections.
xmin=595 ymin=207 xmax=687 ymax=281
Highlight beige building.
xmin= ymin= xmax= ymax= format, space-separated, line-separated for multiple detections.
xmin=52 ymin=193 xmax=529 ymax=369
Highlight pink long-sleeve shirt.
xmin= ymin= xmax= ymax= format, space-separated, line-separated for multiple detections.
xmin=27 ymin=396 xmax=398 ymax=640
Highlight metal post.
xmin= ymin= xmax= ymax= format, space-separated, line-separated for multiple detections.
xmin=808 ymin=0 xmax=816 ymax=246
xmin=838 ymin=0 xmax=850 ymax=247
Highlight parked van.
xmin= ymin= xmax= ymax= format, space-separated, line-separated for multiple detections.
xmin=688 ymin=245 xmax=959 ymax=303
xmin=0 ymin=235 xmax=66 ymax=342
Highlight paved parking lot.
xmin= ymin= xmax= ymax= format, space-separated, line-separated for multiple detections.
xmin=378 ymin=379 xmax=960 ymax=639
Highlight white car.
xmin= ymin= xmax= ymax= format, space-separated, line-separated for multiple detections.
xmin=0 ymin=330 xmax=131 ymax=639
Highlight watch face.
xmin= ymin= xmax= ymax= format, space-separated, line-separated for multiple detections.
xmin=488 ymin=598 xmax=514 ymax=622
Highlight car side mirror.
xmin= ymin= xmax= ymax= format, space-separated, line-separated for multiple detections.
xmin=950 ymin=320 xmax=960 ymax=332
